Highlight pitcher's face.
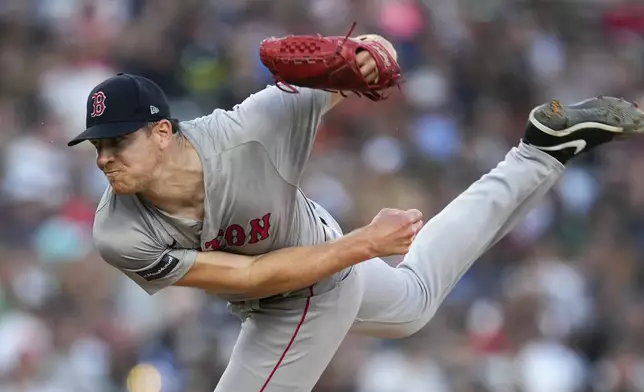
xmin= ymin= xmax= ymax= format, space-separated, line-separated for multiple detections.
xmin=92 ymin=126 xmax=163 ymax=194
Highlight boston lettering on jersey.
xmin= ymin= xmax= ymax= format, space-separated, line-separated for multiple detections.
xmin=203 ymin=213 xmax=272 ymax=251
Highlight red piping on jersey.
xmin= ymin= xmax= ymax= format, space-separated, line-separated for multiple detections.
xmin=259 ymin=286 xmax=314 ymax=392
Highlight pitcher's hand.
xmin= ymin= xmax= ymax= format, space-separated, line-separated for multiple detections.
xmin=355 ymin=34 xmax=398 ymax=84
xmin=360 ymin=208 xmax=424 ymax=257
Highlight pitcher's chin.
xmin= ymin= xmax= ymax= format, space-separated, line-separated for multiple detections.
xmin=108 ymin=176 xmax=139 ymax=195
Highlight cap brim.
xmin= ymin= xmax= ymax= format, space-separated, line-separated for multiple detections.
xmin=67 ymin=121 xmax=149 ymax=147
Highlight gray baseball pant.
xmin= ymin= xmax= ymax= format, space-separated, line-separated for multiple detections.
xmin=214 ymin=142 xmax=564 ymax=392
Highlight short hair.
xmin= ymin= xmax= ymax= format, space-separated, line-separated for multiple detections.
xmin=168 ymin=118 xmax=181 ymax=134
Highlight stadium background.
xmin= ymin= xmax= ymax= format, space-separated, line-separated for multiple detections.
xmin=1 ymin=0 xmax=644 ymax=391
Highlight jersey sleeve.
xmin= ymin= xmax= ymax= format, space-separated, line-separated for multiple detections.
xmin=203 ymin=86 xmax=331 ymax=185
xmin=93 ymin=200 xmax=197 ymax=295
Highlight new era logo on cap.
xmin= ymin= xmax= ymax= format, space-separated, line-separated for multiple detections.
xmin=67 ymin=73 xmax=173 ymax=147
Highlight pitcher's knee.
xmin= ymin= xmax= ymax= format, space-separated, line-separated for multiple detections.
xmin=395 ymin=310 xmax=437 ymax=338
xmin=391 ymin=267 xmax=442 ymax=337
xmin=354 ymin=311 xmax=436 ymax=339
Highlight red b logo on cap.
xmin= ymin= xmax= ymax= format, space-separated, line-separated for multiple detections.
xmin=90 ymin=91 xmax=106 ymax=117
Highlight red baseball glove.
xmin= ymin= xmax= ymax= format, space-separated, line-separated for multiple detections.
xmin=259 ymin=23 xmax=402 ymax=101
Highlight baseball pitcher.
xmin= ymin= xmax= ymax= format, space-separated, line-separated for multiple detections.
xmin=68 ymin=28 xmax=644 ymax=392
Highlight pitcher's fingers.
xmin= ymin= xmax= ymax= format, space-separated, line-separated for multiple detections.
xmin=406 ymin=209 xmax=424 ymax=223
xmin=405 ymin=221 xmax=423 ymax=244
xmin=364 ymin=69 xmax=379 ymax=84
xmin=360 ymin=59 xmax=377 ymax=79
xmin=356 ymin=50 xmax=371 ymax=66
xmin=393 ymin=246 xmax=411 ymax=256
xmin=411 ymin=220 xmax=424 ymax=233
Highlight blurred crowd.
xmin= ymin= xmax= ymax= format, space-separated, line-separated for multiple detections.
xmin=3 ymin=0 xmax=644 ymax=391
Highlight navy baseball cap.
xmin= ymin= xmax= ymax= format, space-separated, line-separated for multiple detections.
xmin=67 ymin=73 xmax=172 ymax=147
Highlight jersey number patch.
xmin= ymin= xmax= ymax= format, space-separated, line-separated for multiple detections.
xmin=90 ymin=91 xmax=107 ymax=117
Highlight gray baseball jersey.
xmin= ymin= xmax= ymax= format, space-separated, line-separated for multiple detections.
xmin=93 ymin=86 xmax=344 ymax=302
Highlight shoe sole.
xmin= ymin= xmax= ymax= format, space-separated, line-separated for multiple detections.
xmin=528 ymin=97 xmax=644 ymax=138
